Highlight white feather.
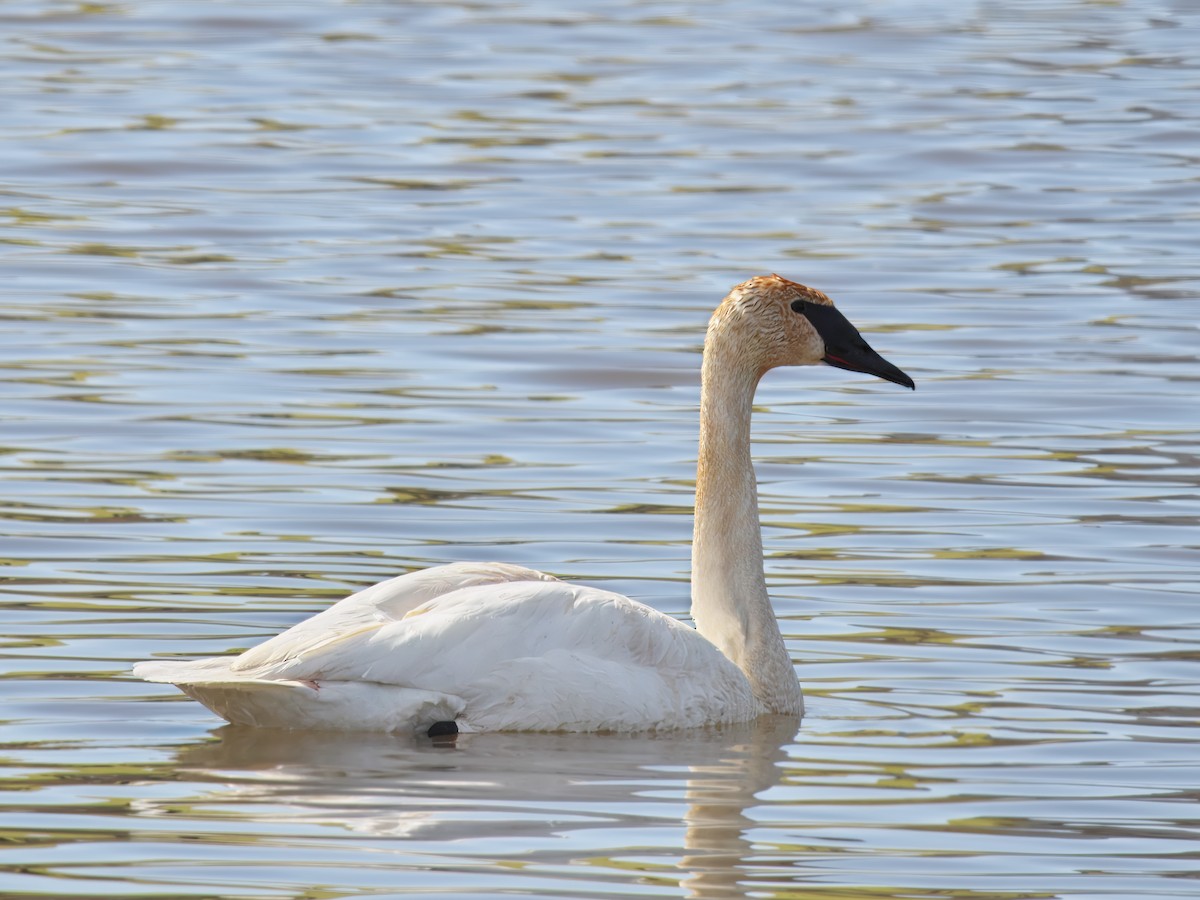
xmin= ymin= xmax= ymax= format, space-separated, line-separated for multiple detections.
xmin=135 ymin=562 xmax=754 ymax=733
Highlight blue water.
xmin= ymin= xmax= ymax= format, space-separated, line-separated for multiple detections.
xmin=2 ymin=1 xmax=1198 ymax=897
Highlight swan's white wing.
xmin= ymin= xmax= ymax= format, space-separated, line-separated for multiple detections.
xmin=232 ymin=579 xmax=755 ymax=731
xmin=134 ymin=562 xmax=559 ymax=732
xmin=228 ymin=561 xmax=557 ymax=674
xmin=136 ymin=566 xmax=757 ymax=732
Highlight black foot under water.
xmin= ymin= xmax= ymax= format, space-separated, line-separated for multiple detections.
xmin=427 ymin=720 xmax=458 ymax=738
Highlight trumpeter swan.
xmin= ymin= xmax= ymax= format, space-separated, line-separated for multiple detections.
xmin=134 ymin=275 xmax=914 ymax=733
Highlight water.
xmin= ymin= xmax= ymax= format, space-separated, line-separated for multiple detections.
xmin=2 ymin=0 xmax=1198 ymax=897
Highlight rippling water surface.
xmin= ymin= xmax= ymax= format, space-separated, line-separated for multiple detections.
xmin=2 ymin=1 xmax=1198 ymax=897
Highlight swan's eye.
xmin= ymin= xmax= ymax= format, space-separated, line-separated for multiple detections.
xmin=790 ymin=299 xmax=806 ymax=313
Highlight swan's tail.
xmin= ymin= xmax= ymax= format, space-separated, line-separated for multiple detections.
xmin=133 ymin=658 xmax=463 ymax=733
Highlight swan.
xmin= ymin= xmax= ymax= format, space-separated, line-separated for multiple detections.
xmin=134 ymin=275 xmax=914 ymax=734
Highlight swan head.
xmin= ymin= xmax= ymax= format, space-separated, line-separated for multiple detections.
xmin=710 ymin=274 xmax=915 ymax=389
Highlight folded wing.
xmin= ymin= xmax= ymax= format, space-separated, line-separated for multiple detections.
xmin=134 ymin=561 xmax=755 ymax=732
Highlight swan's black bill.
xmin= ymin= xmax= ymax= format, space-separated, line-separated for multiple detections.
xmin=792 ymin=299 xmax=915 ymax=390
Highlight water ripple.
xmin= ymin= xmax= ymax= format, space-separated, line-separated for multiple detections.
xmin=2 ymin=1 xmax=1198 ymax=898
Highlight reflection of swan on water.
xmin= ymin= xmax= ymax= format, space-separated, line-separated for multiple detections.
xmin=135 ymin=275 xmax=912 ymax=734
xmin=142 ymin=716 xmax=798 ymax=897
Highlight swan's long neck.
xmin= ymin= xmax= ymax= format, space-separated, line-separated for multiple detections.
xmin=690 ymin=327 xmax=802 ymax=715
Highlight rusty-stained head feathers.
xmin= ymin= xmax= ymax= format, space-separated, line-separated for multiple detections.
xmin=706 ymin=274 xmax=835 ymax=376
xmin=706 ymin=275 xmax=914 ymax=389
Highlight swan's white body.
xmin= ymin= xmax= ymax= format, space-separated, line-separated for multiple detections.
xmin=135 ymin=275 xmax=912 ymax=733
xmin=136 ymin=562 xmax=756 ymax=731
